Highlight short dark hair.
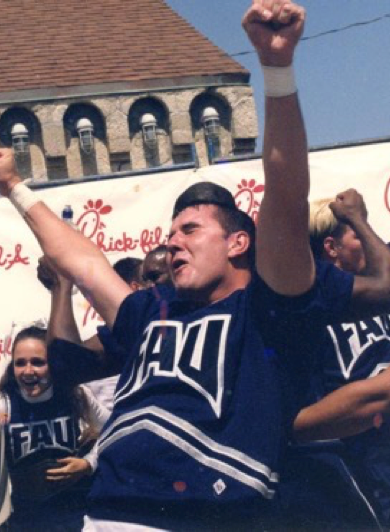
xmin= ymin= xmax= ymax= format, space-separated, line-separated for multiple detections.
xmin=113 ymin=257 xmax=143 ymax=285
xmin=172 ymin=182 xmax=237 ymax=219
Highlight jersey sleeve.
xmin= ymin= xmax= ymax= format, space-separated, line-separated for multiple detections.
xmin=48 ymin=339 xmax=108 ymax=386
xmin=251 ymin=262 xmax=354 ymax=415
xmin=79 ymin=384 xmax=110 ymax=430
xmin=112 ymin=284 xmax=174 ymax=354
xmin=0 ymin=392 xmax=9 ymax=425
xmin=252 ymin=260 xmax=354 ymax=327
xmin=83 ymin=441 xmax=99 ymax=472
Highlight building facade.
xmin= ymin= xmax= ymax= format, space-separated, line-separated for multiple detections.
xmin=0 ymin=0 xmax=258 ymax=180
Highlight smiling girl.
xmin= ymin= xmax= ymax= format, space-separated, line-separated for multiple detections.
xmin=0 ymin=326 xmax=109 ymax=532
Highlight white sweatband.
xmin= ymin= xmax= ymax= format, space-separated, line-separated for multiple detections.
xmin=9 ymin=182 xmax=39 ymax=217
xmin=262 ymin=65 xmax=297 ymax=98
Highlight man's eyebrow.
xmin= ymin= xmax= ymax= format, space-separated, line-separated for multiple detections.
xmin=182 ymin=222 xmax=200 ymax=232
xmin=168 ymin=222 xmax=201 ymax=240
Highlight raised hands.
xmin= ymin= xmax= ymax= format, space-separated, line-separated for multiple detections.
xmin=329 ymin=189 xmax=368 ymax=228
xmin=37 ymin=255 xmax=74 ymax=293
xmin=0 ymin=148 xmax=21 ymax=196
xmin=242 ymin=0 xmax=306 ymax=66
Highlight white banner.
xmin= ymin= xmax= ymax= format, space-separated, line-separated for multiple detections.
xmin=1 ymin=140 xmax=390 ymax=371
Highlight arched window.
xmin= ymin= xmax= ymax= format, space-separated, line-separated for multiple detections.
xmin=190 ymin=94 xmax=231 ymax=164
xmin=129 ymin=97 xmax=170 ymax=169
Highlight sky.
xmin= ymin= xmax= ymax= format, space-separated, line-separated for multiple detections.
xmin=166 ymin=1 xmax=390 ymax=151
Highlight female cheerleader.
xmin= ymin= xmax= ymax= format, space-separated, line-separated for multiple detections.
xmin=0 ymin=325 xmax=109 ymax=531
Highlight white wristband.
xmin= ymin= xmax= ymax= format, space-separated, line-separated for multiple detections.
xmin=262 ymin=65 xmax=297 ymax=98
xmin=9 ymin=182 xmax=39 ymax=217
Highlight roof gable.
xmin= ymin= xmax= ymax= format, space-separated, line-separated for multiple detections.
xmin=0 ymin=0 xmax=248 ymax=94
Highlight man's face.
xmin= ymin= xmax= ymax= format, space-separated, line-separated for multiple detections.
xmin=142 ymin=253 xmax=171 ymax=287
xmin=333 ymin=226 xmax=366 ymax=274
xmin=167 ymin=205 xmax=232 ymax=301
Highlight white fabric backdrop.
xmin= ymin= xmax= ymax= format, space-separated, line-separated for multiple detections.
xmin=1 ymin=140 xmax=390 ymax=373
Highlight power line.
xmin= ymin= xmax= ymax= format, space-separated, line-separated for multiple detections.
xmin=230 ymin=12 xmax=390 ymax=58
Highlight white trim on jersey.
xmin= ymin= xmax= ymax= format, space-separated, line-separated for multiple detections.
xmin=98 ymin=406 xmax=278 ymax=499
xmin=83 ymin=515 xmax=169 ymax=531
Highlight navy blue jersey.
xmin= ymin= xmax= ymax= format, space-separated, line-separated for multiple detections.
xmin=4 ymin=390 xmax=79 ymax=468
xmin=1 ymin=387 xmax=90 ymax=526
xmin=308 ymin=312 xmax=390 ymax=527
xmin=73 ymin=263 xmax=354 ymax=528
xmin=97 ymin=324 xmax=128 ymax=366
xmin=314 ymin=315 xmax=390 ymax=396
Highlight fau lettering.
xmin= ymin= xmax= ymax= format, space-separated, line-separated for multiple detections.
xmin=116 ymin=315 xmax=231 ymax=417
xmin=8 ymin=416 xmax=76 ymax=462
xmin=327 ymin=315 xmax=390 ymax=379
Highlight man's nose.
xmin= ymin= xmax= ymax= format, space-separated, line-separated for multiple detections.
xmin=167 ymin=232 xmax=183 ymax=251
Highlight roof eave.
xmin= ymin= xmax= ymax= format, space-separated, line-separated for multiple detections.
xmin=0 ymin=73 xmax=251 ymax=106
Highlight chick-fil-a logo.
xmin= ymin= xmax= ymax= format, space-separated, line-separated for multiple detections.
xmin=75 ymin=199 xmax=167 ymax=329
xmin=234 ymin=179 xmax=264 ymax=222
xmin=0 ymin=323 xmax=16 ymax=357
xmin=0 ymin=335 xmax=12 ymax=357
xmin=75 ymin=199 xmax=166 ymax=254
xmin=0 ymin=243 xmax=29 ymax=270
xmin=82 ymin=302 xmax=105 ymax=328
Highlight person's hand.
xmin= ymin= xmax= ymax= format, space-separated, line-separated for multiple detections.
xmin=46 ymin=456 xmax=92 ymax=484
xmin=0 ymin=148 xmax=22 ymax=196
xmin=37 ymin=255 xmax=74 ymax=293
xmin=242 ymin=0 xmax=306 ymax=66
xmin=37 ymin=256 xmax=57 ymax=291
xmin=329 ymin=189 xmax=368 ymax=227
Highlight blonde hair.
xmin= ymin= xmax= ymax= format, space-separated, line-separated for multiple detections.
xmin=309 ymin=197 xmax=345 ymax=259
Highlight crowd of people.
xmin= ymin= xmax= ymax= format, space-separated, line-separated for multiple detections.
xmin=1 ymin=1 xmax=390 ymax=530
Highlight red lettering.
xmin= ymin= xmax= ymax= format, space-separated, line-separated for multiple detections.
xmin=82 ymin=303 xmax=104 ymax=328
xmin=0 ymin=244 xmax=29 ymax=270
xmin=0 ymin=247 xmax=7 ymax=268
xmin=95 ymin=231 xmax=137 ymax=253
xmin=140 ymin=226 xmax=165 ymax=254
xmin=122 ymin=234 xmax=137 ymax=252
xmin=0 ymin=336 xmax=12 ymax=357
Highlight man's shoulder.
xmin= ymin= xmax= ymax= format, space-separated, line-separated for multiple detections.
xmin=250 ymin=262 xmax=353 ymax=320
xmin=119 ymin=283 xmax=177 ymax=312
xmin=315 ymin=259 xmax=354 ymax=304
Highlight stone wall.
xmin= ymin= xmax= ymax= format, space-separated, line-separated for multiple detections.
xmin=0 ymin=84 xmax=258 ymax=181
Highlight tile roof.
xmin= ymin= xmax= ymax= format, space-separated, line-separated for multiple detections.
xmin=0 ymin=0 xmax=248 ymax=94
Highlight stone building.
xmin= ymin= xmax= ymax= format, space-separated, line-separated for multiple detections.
xmin=0 ymin=0 xmax=258 ymax=180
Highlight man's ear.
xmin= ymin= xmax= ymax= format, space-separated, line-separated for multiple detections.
xmin=227 ymin=231 xmax=250 ymax=259
xmin=323 ymin=236 xmax=338 ymax=260
xmin=129 ymin=280 xmax=143 ymax=293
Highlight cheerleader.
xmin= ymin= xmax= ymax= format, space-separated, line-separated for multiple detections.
xmin=0 ymin=325 xmax=109 ymax=532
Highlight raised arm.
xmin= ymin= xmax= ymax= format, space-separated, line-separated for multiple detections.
xmin=38 ymin=256 xmax=118 ymax=382
xmin=294 ymin=367 xmax=390 ymax=443
xmin=242 ymin=0 xmax=314 ymax=296
xmin=329 ymin=189 xmax=390 ymax=319
xmin=0 ymin=149 xmax=131 ymax=329
xmin=38 ymin=256 xmax=82 ymax=345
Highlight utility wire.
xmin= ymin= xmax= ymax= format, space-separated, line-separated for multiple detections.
xmin=230 ymin=12 xmax=390 ymax=58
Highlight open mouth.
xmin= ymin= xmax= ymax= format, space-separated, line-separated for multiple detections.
xmin=21 ymin=379 xmax=40 ymax=388
xmin=172 ymin=259 xmax=187 ymax=274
